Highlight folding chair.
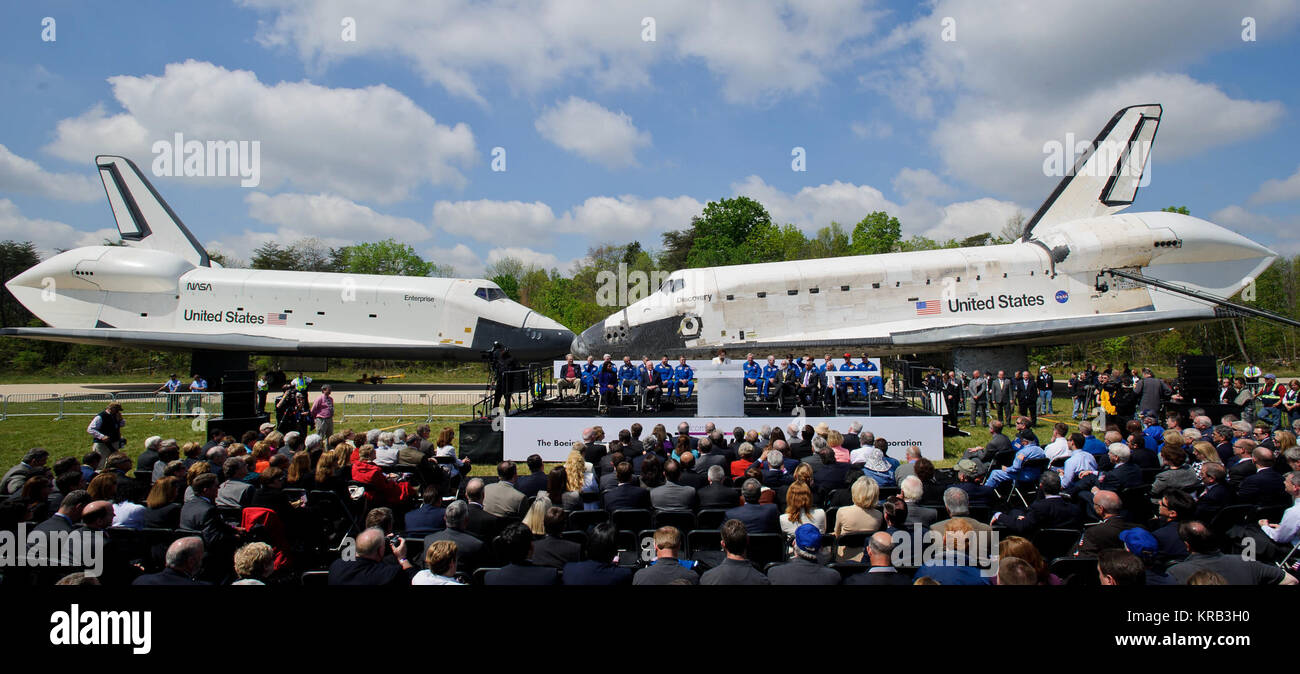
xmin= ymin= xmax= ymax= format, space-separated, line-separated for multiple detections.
xmin=472 ymin=567 xmax=499 ymax=585
xmin=1008 ymin=458 xmax=1050 ymax=509
xmin=1032 ymin=528 xmax=1085 ymax=563
xmin=695 ymin=509 xmax=730 ymax=531
xmin=300 ymin=570 xmax=330 ymax=586
xmin=652 ymin=510 xmax=697 ymax=533
xmin=611 ymin=509 xmax=653 ymax=533
xmin=1048 ymin=556 xmax=1100 ymax=585
xmin=830 ymin=562 xmax=870 ymax=581
xmin=567 ymin=509 xmax=609 ymax=532
xmin=747 ymin=533 xmax=788 ymax=568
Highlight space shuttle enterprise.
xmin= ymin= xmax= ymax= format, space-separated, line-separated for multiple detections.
xmin=2 ymin=156 xmax=575 ymax=370
xmin=572 ymin=105 xmax=1279 ymax=369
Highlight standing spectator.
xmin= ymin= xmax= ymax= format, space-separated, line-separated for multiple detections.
xmin=87 ymin=403 xmax=126 ymax=457
xmin=309 ymin=385 xmax=334 ymax=439
xmin=1015 ymin=371 xmax=1037 ymax=426
xmin=155 ymin=373 xmax=183 ymax=418
xmin=968 ymin=369 xmax=989 ymax=427
xmin=1036 ymin=366 xmax=1054 ymax=416
xmin=990 ymin=370 xmax=1012 ymax=424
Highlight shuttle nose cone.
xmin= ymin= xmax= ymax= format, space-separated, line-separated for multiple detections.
xmin=571 ymin=320 xmax=605 ymax=358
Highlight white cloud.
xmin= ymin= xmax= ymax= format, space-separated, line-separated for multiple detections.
xmin=487 ymin=246 xmax=561 ymax=271
xmin=558 ymin=195 xmax=703 ymax=237
xmin=433 ymin=199 xmax=557 ymax=244
xmin=850 ymin=120 xmax=892 ymax=140
xmin=44 ymin=60 xmax=476 ymax=203
xmin=863 ymin=2 xmax=1296 ymax=203
xmin=245 ymin=192 xmax=431 ymax=241
xmin=0 ymin=145 xmax=99 ymax=202
xmin=0 ymin=199 xmax=117 ymax=257
xmin=731 ymin=175 xmax=900 ymax=233
xmin=426 ymin=243 xmax=484 ymax=278
xmin=923 ymin=198 xmax=1025 ymax=242
xmin=240 ymin=0 xmax=882 ymax=104
xmin=535 ymin=97 xmax=651 ymax=169
xmin=930 ymin=73 xmax=1285 ymax=202
xmin=892 ymin=168 xmax=954 ymax=202
xmin=1250 ymin=165 xmax=1300 ymax=205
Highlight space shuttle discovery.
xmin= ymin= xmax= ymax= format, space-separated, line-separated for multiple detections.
xmin=572 ymin=105 xmax=1278 ymax=362
xmin=3 ymin=156 xmax=574 ymax=362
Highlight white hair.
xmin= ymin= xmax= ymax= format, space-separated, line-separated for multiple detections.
xmin=145 ymin=436 xmax=162 ymax=451
xmin=901 ymin=475 xmax=923 ymax=501
xmin=378 ymin=431 xmax=395 ymax=446
xmin=1108 ymin=443 xmax=1131 ymax=462
xmin=393 ymin=428 xmax=407 ymax=443
xmin=304 ymin=434 xmax=323 ymax=450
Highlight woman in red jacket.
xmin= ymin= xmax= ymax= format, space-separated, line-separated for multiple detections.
xmin=351 ymin=444 xmax=411 ymax=506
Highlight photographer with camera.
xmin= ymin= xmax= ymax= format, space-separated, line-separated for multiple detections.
xmin=485 ymin=342 xmax=519 ymax=415
xmin=87 ymin=402 xmax=127 ymax=457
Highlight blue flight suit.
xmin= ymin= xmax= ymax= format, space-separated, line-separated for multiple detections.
xmin=858 ymin=359 xmax=884 ymax=396
xmin=743 ymin=361 xmax=763 ymax=394
xmin=761 ymin=363 xmax=780 ymax=397
xmin=618 ymin=363 xmax=639 ymax=396
xmin=839 ymin=361 xmax=863 ymax=397
xmin=672 ymin=363 xmax=695 ymax=398
xmin=581 ymin=363 xmax=599 ymax=395
xmin=654 ymin=362 xmax=674 ymax=391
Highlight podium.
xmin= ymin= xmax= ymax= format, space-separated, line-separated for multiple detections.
xmin=695 ymin=364 xmax=744 ymax=416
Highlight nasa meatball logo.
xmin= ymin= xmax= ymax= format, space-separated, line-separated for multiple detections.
xmin=1055 ymin=290 xmax=1069 ymax=304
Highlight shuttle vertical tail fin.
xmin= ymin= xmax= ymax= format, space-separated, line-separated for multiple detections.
xmin=1021 ymin=104 xmax=1161 ymax=240
xmin=94 ymin=155 xmax=211 ymax=267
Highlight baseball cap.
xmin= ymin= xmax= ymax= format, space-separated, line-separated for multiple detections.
xmin=794 ymin=524 xmax=822 ymax=553
xmin=843 ymin=352 xmax=852 ymax=358
xmin=1265 ymin=373 xmax=1276 ymax=379
xmin=955 ymin=458 xmax=984 ymax=477
xmin=1119 ymin=528 xmax=1158 ymax=562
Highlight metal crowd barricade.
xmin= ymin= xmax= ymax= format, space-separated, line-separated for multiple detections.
xmin=58 ymin=393 xmax=118 ymax=422
xmin=360 ymin=393 xmax=433 ymax=423
xmin=0 ymin=393 xmax=65 ymax=420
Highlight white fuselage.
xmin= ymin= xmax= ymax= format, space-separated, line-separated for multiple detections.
xmin=572 ymin=211 xmax=1275 ymax=357
xmin=7 ymin=246 xmax=572 ymax=360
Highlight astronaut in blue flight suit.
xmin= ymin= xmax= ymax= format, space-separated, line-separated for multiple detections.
xmin=618 ymin=356 xmax=639 ymax=397
xmin=761 ymin=355 xmax=780 ymax=399
xmin=858 ymin=353 xmax=885 ymax=397
xmin=580 ymin=356 xmax=599 ymax=397
xmin=654 ymin=357 xmax=675 ymax=395
xmin=742 ymin=353 xmax=763 ymax=396
xmin=839 ymin=353 xmax=864 ymax=398
xmin=672 ymin=357 xmax=695 ymax=399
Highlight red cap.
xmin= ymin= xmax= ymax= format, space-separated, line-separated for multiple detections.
xmin=843 ymin=353 xmax=852 ymax=358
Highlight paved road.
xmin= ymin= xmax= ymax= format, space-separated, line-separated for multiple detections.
xmin=0 ymin=382 xmax=486 ymax=396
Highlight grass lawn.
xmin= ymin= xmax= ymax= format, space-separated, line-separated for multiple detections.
xmin=0 ymin=397 xmax=1103 ymax=474
xmin=0 ymin=362 xmax=494 ymax=386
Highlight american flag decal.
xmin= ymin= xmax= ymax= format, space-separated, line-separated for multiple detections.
xmin=914 ymin=300 xmax=940 ymax=316
xmin=267 ymin=313 xmax=288 ymax=326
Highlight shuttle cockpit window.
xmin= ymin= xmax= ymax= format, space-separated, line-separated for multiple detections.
xmin=660 ymin=278 xmax=685 ymax=294
xmin=475 ymin=287 xmax=506 ymax=301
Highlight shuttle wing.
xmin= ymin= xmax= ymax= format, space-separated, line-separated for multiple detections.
xmin=95 ymin=155 xmax=212 ymax=267
xmin=0 ymin=326 xmax=469 ymax=358
xmin=1022 ymin=104 xmax=1161 ymax=240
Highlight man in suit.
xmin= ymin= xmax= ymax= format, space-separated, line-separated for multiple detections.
xmin=328 ymin=527 xmax=417 ymax=586
xmin=482 ymin=461 xmax=526 ymax=518
xmin=602 ymin=462 xmax=651 ymax=511
xmin=1237 ymin=447 xmax=1289 ymax=506
xmin=463 ymin=478 xmax=502 ymax=541
xmin=964 ymin=420 xmax=1012 ymax=470
xmin=1149 ymin=490 xmax=1195 ymax=566
xmin=725 ymin=479 xmax=780 ymax=534
xmin=639 ymin=357 xmax=666 ymax=409
xmin=698 ymin=466 xmax=740 ymax=509
xmin=899 ymin=475 xmax=939 ymax=529
xmin=132 ymin=536 xmax=210 ymax=586
xmin=674 ymin=453 xmax=707 ymax=488
xmin=695 ymin=439 xmax=729 ymax=476
xmin=968 ymin=370 xmax=989 ymax=427
xmin=1076 ymin=490 xmax=1136 ymax=556
xmin=675 ymin=422 xmax=699 ymax=453
xmin=997 ymin=471 xmax=1083 ymax=535
xmin=531 ymin=507 xmax=581 ymax=568
xmin=561 ymin=522 xmax=632 ymax=585
xmin=1014 ymin=371 xmax=1038 ymax=425
xmin=841 ymin=422 xmax=863 ymax=451
xmin=1194 ymin=464 xmax=1232 ymax=522
xmin=2 ymin=448 xmax=49 ymax=497
xmin=598 ymin=452 xmax=625 ymax=492
xmin=845 ymin=532 xmax=913 ymax=586
xmin=700 ymin=520 xmax=771 ymax=586
xmin=767 ymin=524 xmax=840 ymax=585
xmin=634 ymin=526 xmax=700 ymax=585
xmin=1092 ymin=443 xmax=1142 ymax=494
xmin=403 ymin=484 xmax=446 ymax=536
xmin=1227 ymin=438 xmax=1259 ymax=487
xmin=426 ymin=501 xmax=492 ymax=574
xmin=179 ymin=473 xmax=240 ymax=580
xmin=484 ymin=523 xmax=560 ymax=585
xmin=989 ymin=370 xmax=1012 ymax=424
xmin=513 ymin=455 xmax=548 ymax=498
xmin=32 ymin=490 xmax=90 ymax=535
xmin=651 ymin=460 xmax=699 ymax=512
xmin=1167 ymin=521 xmax=1296 ymax=585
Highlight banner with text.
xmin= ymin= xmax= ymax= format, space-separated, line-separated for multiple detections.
xmin=502 ymin=414 xmax=941 ymax=462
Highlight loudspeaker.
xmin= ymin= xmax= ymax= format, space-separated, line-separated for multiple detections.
xmin=222 ymin=370 xmax=258 ymax=418
xmin=1176 ymin=354 xmax=1218 ymax=404
xmin=206 ymin=414 xmax=271 ymax=440
xmin=458 ymin=419 xmax=503 ymax=463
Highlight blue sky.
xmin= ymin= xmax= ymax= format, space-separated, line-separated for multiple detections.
xmin=2 ymin=1 xmax=1298 ymax=276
